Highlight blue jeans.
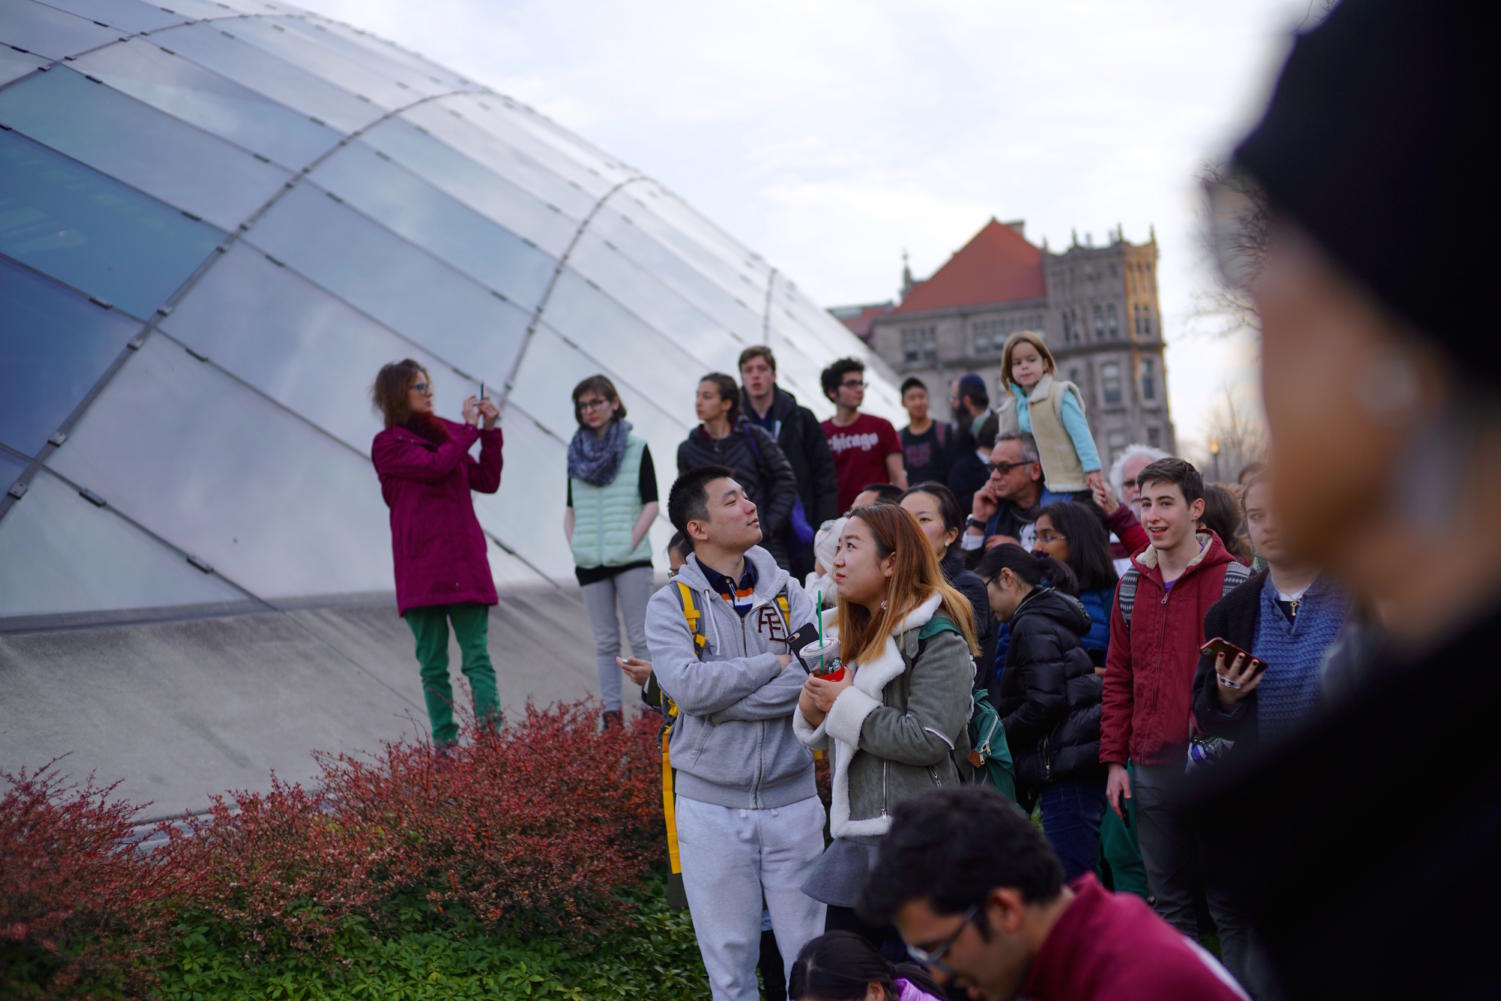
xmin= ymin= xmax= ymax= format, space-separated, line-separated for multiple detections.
xmin=1040 ymin=775 xmax=1107 ymax=882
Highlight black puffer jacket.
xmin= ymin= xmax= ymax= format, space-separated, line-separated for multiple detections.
xmin=998 ymin=587 xmax=1103 ymax=788
xmin=941 ymin=549 xmax=996 ymax=692
xmin=676 ymin=420 xmax=798 ymax=567
xmin=741 ymin=386 xmax=839 ymax=531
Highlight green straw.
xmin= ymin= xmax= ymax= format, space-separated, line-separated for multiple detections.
xmin=816 ymin=591 xmax=824 ymax=672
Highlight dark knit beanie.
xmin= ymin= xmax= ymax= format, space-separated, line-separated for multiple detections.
xmin=1233 ymin=0 xmax=1483 ymax=379
xmin=957 ymin=372 xmax=987 ymax=403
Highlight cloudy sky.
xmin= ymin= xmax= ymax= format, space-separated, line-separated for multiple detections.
xmin=295 ymin=0 xmax=1315 ymax=454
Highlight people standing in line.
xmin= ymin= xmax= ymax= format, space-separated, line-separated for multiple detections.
xmin=794 ymin=504 xmax=976 ymax=945
xmin=947 ymin=412 xmax=999 ymax=517
xmin=1098 ymin=458 xmax=1250 ymax=937
xmin=899 ymin=482 xmax=996 ymax=692
xmin=645 ymin=465 xmax=826 ymax=1001
xmin=959 ymin=431 xmax=1067 ymax=563
xmin=820 ymin=357 xmax=907 ymax=513
xmin=977 ymin=545 xmax=1105 ymax=882
xmin=1184 ymin=6 xmax=1499 ymax=995
xmin=740 ymin=347 xmax=840 ymax=581
xmin=564 ymin=375 xmax=659 ymax=729
xmin=858 ymin=787 xmax=1248 ymax=1001
xmin=788 ymin=931 xmax=947 ymax=1001
xmin=1032 ymin=500 xmax=1150 ymax=899
xmin=1107 ymin=444 xmax=1169 ymax=518
xmin=679 ymin=372 xmax=799 ymax=570
xmin=898 ymin=377 xmax=953 ymax=488
xmin=1187 ymin=476 xmax=1347 ymax=999
xmin=1000 ymin=331 xmax=1105 ymax=496
xmin=370 ymin=359 xmax=504 ymax=748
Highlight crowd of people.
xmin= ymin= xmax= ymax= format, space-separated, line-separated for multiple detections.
xmin=365 ymin=2 xmax=1494 ymax=997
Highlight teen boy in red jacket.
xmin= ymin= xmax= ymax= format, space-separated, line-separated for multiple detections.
xmin=1098 ymin=458 xmax=1249 ymax=937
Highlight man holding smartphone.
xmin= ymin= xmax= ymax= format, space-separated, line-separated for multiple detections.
xmin=645 ymin=465 xmax=826 ymax=1001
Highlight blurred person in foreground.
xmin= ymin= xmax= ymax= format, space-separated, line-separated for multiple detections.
xmin=1186 ymin=1 xmax=1497 ymax=996
xmin=858 ymin=786 xmax=1246 ymax=1001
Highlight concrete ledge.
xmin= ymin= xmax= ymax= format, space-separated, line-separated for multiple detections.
xmin=0 ymin=584 xmax=645 ymax=819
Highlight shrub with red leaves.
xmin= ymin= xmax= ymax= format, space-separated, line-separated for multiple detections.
xmin=0 ymin=760 xmax=184 ymax=999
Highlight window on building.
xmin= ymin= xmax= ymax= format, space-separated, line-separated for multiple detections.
xmin=1141 ymin=308 xmax=1152 ymax=338
xmin=1108 ymin=429 xmax=1128 ymax=458
xmin=1140 ymin=358 xmax=1157 ymax=402
xmin=1101 ymin=361 xmax=1123 ymax=405
xmin=1147 ymin=426 xmax=1163 ymax=449
xmin=1068 ymin=367 xmax=1083 ymax=387
xmin=902 ymin=326 xmax=938 ymax=365
xmin=1093 ymin=305 xmax=1104 ymax=339
xmin=1107 ymin=304 xmax=1118 ymax=338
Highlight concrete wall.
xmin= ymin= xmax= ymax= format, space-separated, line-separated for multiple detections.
xmin=0 ymin=584 xmax=642 ymax=820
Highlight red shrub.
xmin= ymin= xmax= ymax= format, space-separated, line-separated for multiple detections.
xmin=0 ymin=760 xmax=185 ymax=999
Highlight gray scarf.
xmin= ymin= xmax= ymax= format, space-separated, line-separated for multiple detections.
xmin=567 ymin=419 xmax=631 ymax=486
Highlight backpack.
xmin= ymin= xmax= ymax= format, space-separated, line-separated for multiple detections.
xmin=1116 ymin=558 xmax=1251 ymax=632
xmin=651 ymin=578 xmax=794 ymax=908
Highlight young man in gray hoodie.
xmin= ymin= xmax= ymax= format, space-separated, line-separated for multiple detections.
xmin=646 ymin=464 xmax=826 ymax=1001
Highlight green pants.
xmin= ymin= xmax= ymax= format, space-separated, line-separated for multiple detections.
xmin=1099 ymin=763 xmax=1150 ymax=899
xmin=404 ymin=603 xmax=500 ymax=745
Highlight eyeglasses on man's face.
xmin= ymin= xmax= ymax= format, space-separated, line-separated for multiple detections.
xmin=841 ymin=379 xmax=865 ymax=390
xmin=987 ymin=459 xmax=1032 ymax=476
xmin=906 ymin=902 xmax=981 ymax=977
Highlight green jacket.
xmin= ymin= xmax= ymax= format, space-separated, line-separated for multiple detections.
xmin=569 ymin=434 xmax=651 ymax=570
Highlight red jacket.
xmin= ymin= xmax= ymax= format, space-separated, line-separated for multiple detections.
xmin=372 ymin=418 xmax=503 ymax=615
xmin=1099 ymin=533 xmax=1241 ymax=767
xmin=1020 ymin=874 xmax=1247 ymax=1000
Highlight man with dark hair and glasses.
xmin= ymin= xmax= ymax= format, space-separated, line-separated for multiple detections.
xmin=820 ymin=357 xmax=906 ymax=512
xmin=858 ymin=786 xmax=1247 ymax=1001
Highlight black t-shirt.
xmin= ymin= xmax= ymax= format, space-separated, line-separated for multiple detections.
xmin=567 ymin=444 xmax=658 ymax=584
xmin=901 ymin=422 xmax=952 ymax=487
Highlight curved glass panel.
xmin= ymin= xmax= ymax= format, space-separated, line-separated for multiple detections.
xmin=471 ymin=413 xmax=571 ymax=576
xmin=159 ymin=243 xmax=470 ymax=454
xmin=262 ymin=15 xmax=458 ymax=97
xmin=0 ymin=468 xmax=247 ymax=618
xmin=72 ymin=39 xmax=340 ymax=170
xmin=361 ymin=117 xmax=578 ymax=258
xmin=152 ymin=22 xmax=382 ymax=133
xmin=32 ymin=0 xmax=186 ymax=33
xmin=0 ymin=129 xmax=223 ymax=320
xmin=224 ymin=16 xmax=426 ymax=109
xmin=245 ymin=182 xmax=528 ymax=385
xmin=46 ymin=335 xmax=397 ymax=600
xmin=0 ymin=0 xmax=121 ymax=60
xmin=0 ymin=450 xmax=26 ymax=495
xmin=0 ymin=66 xmax=291 ymax=231
xmin=0 ymin=258 xmax=140 ymax=457
xmin=0 ymin=46 xmax=46 ymax=86
xmin=311 ymin=141 xmax=557 ymax=312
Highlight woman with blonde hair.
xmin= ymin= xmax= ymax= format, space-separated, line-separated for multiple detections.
xmin=794 ymin=503 xmax=977 ymax=942
xmin=1000 ymin=330 xmax=1104 ymax=495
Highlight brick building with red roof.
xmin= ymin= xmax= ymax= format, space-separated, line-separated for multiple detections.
xmin=841 ymin=218 xmax=1176 ymax=467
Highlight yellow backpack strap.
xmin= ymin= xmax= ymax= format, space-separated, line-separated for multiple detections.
xmin=676 ymin=580 xmax=707 ymax=658
xmin=775 ymin=589 xmax=791 ymax=633
xmin=661 ymin=722 xmax=683 ymax=888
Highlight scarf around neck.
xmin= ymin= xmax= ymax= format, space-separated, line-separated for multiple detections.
xmin=568 ymin=418 xmax=632 ymax=486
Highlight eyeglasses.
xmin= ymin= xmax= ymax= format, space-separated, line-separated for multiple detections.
xmin=840 ymin=379 xmax=866 ymax=389
xmin=1035 ymin=529 xmax=1067 ymax=544
xmin=906 ymin=902 xmax=980 ymax=976
xmin=411 ymin=382 xmax=430 ymax=394
xmin=577 ymin=398 xmax=610 ymax=412
xmin=986 ymin=460 xmax=1034 ymax=475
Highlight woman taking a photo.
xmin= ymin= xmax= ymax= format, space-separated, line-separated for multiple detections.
xmin=977 ymin=544 xmax=1104 ymax=881
xmin=371 ymin=359 xmax=503 ymax=749
xmin=794 ymin=504 xmax=976 ymax=941
xmin=564 ymin=375 xmax=659 ymax=729
xmin=677 ymin=372 xmax=798 ymax=568
xmin=898 ymin=482 xmax=995 ymax=687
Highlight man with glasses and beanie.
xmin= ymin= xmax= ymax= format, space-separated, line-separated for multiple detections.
xmin=820 ymin=357 xmax=906 ymax=513
xmin=858 ymin=786 xmax=1247 ymax=1001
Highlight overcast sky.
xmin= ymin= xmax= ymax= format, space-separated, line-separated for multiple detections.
xmin=294 ymin=0 xmax=1315 ymax=454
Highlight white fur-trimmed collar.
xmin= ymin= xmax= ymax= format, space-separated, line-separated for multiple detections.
xmin=1026 ymin=372 xmax=1056 ymax=403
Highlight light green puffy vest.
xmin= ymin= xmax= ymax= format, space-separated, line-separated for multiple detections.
xmin=570 ymin=434 xmax=652 ymax=570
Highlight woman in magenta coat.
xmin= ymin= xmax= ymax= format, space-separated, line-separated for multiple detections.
xmin=371 ymin=359 xmax=504 ymax=746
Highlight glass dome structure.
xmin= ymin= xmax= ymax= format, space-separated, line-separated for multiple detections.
xmin=0 ymin=0 xmax=901 ymax=627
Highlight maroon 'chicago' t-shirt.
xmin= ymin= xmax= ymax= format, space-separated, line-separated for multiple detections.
xmin=822 ymin=412 xmax=903 ymax=512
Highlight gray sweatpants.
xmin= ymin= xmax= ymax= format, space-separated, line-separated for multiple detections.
xmin=579 ymin=565 xmax=653 ymax=711
xmin=675 ymin=794 xmax=827 ymax=1001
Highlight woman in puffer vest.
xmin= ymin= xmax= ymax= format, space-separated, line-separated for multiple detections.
xmin=978 ymin=544 xmax=1105 ymax=882
xmin=564 ymin=375 xmax=660 ymax=729
xmin=794 ymin=503 xmax=977 ymax=943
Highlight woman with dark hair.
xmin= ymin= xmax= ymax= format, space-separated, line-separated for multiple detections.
xmin=788 ymin=931 xmax=944 ymax=1001
xmin=978 ymin=544 xmax=1105 ymax=881
xmin=1199 ymin=484 xmax=1252 ymax=565
xmin=564 ymin=374 xmax=659 ymax=729
xmin=370 ymin=359 xmax=503 ymax=748
xmin=899 ymin=481 xmax=996 ymax=687
xmin=677 ymin=372 xmax=799 ymax=568
xmin=794 ymin=504 xmax=977 ymax=942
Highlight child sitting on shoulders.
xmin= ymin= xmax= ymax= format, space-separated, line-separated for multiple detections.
xmin=1001 ymin=330 xmax=1104 ymax=495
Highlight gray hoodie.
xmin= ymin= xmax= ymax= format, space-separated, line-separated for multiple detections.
xmin=645 ymin=544 xmax=817 ymax=810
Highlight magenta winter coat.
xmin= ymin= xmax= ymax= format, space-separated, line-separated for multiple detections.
xmin=371 ymin=418 xmax=504 ymax=615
